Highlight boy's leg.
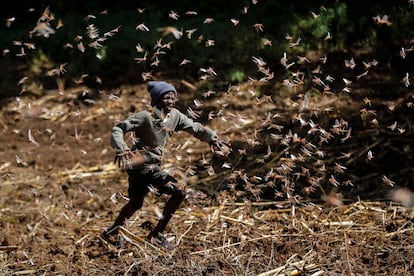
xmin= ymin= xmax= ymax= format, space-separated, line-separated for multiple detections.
xmin=146 ymin=188 xmax=185 ymax=250
xmin=149 ymin=188 xmax=186 ymax=237
xmin=105 ymin=195 xmax=145 ymax=235
xmin=104 ymin=172 xmax=148 ymax=236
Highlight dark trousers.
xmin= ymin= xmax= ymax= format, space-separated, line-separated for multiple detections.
xmin=108 ymin=164 xmax=186 ymax=237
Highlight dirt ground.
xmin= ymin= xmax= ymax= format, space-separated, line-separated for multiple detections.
xmin=0 ymin=82 xmax=413 ymax=275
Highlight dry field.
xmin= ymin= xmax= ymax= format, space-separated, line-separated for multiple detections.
xmin=0 ymin=83 xmax=413 ymax=275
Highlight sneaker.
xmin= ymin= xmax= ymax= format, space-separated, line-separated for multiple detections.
xmin=101 ymin=229 xmax=125 ymax=249
xmin=101 ymin=230 xmax=115 ymax=244
xmin=147 ymin=233 xmax=175 ymax=250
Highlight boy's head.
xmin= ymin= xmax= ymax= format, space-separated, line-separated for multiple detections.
xmin=147 ymin=81 xmax=177 ymax=107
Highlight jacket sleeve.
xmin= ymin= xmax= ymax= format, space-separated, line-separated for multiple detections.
xmin=110 ymin=112 xmax=149 ymax=153
xmin=175 ymin=111 xmax=218 ymax=144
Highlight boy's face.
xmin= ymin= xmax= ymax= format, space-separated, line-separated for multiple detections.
xmin=157 ymin=91 xmax=176 ymax=113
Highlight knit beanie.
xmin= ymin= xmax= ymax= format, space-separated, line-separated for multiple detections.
xmin=147 ymin=81 xmax=177 ymax=106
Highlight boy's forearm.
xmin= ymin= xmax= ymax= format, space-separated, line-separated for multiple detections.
xmin=199 ymin=126 xmax=219 ymax=144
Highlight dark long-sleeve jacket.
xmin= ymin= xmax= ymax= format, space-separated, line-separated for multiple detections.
xmin=110 ymin=107 xmax=218 ymax=163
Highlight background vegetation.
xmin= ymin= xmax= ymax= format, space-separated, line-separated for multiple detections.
xmin=1 ymin=0 xmax=413 ymax=94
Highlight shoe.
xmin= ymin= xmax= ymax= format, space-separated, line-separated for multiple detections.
xmin=147 ymin=232 xmax=175 ymax=250
xmin=101 ymin=230 xmax=115 ymax=243
xmin=101 ymin=229 xmax=125 ymax=249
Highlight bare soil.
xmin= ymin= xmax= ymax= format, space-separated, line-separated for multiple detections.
xmin=0 ymin=82 xmax=413 ymax=275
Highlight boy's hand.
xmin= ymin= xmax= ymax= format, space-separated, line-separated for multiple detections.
xmin=210 ymin=140 xmax=231 ymax=157
xmin=114 ymin=151 xmax=146 ymax=169
xmin=114 ymin=151 xmax=133 ymax=168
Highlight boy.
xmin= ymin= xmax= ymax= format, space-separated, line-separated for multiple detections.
xmin=102 ymin=81 xmax=227 ymax=249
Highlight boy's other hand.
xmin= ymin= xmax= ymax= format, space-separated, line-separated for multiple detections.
xmin=210 ymin=140 xmax=231 ymax=157
xmin=114 ymin=151 xmax=146 ymax=169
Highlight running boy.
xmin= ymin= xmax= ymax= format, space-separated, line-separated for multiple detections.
xmin=103 ymin=81 xmax=227 ymax=249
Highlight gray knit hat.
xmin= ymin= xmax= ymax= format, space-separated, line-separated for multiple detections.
xmin=147 ymin=81 xmax=177 ymax=106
